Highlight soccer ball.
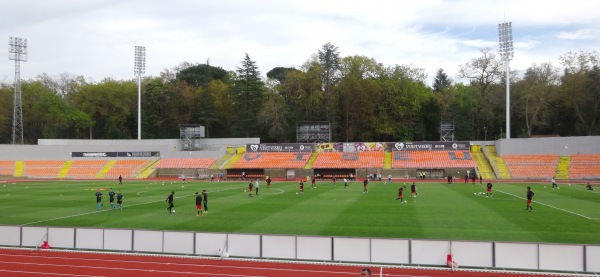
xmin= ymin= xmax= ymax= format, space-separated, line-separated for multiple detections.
xmin=173 ymin=210 xmax=175 ymax=213
xmin=384 ymin=182 xmax=387 ymax=185
xmin=182 ymin=186 xmax=185 ymax=188
xmin=403 ymin=200 xmax=407 ymax=203
xmin=296 ymin=192 xmax=298 ymax=194
xmin=474 ymin=193 xmax=476 ymax=195
xmin=244 ymin=190 xmax=247 ymax=192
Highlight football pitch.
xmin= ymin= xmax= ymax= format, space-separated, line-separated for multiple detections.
xmin=0 ymin=179 xmax=598 ymax=245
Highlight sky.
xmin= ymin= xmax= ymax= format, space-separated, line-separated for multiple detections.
xmin=1 ymin=0 xmax=599 ymax=86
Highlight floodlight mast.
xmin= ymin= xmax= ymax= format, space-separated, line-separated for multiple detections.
xmin=498 ymin=22 xmax=514 ymax=139
xmin=134 ymin=46 xmax=146 ymax=140
xmin=9 ymin=37 xmax=27 ymax=145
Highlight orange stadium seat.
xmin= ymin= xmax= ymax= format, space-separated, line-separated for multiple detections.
xmin=392 ymin=151 xmax=475 ymax=168
xmin=64 ymin=160 xmax=109 ymax=178
xmin=104 ymin=160 xmax=153 ymax=178
xmin=0 ymin=160 xmax=14 ymax=175
xmin=155 ymin=158 xmax=216 ymax=169
xmin=569 ymin=154 xmax=600 ymax=179
xmin=23 ymin=160 xmax=66 ymax=178
xmin=231 ymin=152 xmax=311 ymax=169
xmin=312 ymin=152 xmax=384 ymax=169
xmin=502 ymin=155 xmax=559 ymax=179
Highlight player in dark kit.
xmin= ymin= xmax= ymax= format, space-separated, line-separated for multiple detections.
xmin=332 ymin=177 xmax=336 ymax=186
xmin=116 ymin=190 xmax=124 ymax=211
xmin=95 ymin=189 xmax=103 ymax=210
xmin=108 ymin=188 xmax=116 ymax=209
xmin=526 ymin=187 xmax=534 ymax=211
xmin=248 ymin=182 xmax=253 ymax=197
xmin=299 ymin=180 xmax=304 ymax=194
xmin=202 ymin=190 xmax=208 ymax=213
xmin=410 ymin=182 xmax=417 ymax=197
xmin=395 ymin=186 xmax=406 ymax=203
xmin=311 ymin=176 xmax=316 ymax=189
xmin=166 ymin=191 xmax=175 ymax=213
xmin=118 ymin=175 xmax=122 ymax=185
xmin=363 ymin=178 xmax=368 ymax=193
xmin=266 ymin=177 xmax=272 ymax=190
xmin=486 ymin=182 xmax=493 ymax=197
xmin=195 ymin=192 xmax=203 ymax=216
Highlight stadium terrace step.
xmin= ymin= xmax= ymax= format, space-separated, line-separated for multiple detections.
xmin=556 ymin=156 xmax=570 ymax=180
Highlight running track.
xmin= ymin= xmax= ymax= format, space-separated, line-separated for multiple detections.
xmin=0 ymin=248 xmax=575 ymax=277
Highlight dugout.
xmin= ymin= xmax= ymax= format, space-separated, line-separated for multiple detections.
xmin=226 ymin=169 xmax=264 ymax=180
xmin=313 ymin=169 xmax=356 ymax=180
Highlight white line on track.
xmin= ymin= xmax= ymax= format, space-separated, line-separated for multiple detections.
xmin=0 ymin=254 xmax=423 ymax=277
xmin=495 ymin=189 xmax=598 ymax=220
xmin=0 ymin=261 xmax=261 ymax=277
xmin=0 ymin=269 xmax=103 ymax=277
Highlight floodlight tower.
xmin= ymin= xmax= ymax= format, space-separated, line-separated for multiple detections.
xmin=498 ymin=22 xmax=514 ymax=139
xmin=134 ymin=46 xmax=146 ymax=140
xmin=9 ymin=37 xmax=28 ymax=145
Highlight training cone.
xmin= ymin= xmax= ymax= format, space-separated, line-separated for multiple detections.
xmin=40 ymin=241 xmax=51 ymax=249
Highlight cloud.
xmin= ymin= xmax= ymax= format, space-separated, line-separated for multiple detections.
xmin=1 ymin=0 xmax=599 ymax=86
xmin=557 ymin=29 xmax=600 ymax=40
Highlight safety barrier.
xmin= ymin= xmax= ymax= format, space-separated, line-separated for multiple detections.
xmin=0 ymin=225 xmax=597 ymax=273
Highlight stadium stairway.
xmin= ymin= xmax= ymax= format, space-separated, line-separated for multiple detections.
xmin=223 ymin=154 xmax=242 ymax=169
xmin=471 ymin=146 xmax=494 ymax=179
xmin=214 ymin=146 xmax=236 ymax=169
xmin=14 ymin=161 xmax=24 ymax=177
xmin=57 ymin=160 xmax=73 ymax=178
xmin=96 ymin=160 xmax=116 ymax=178
xmin=484 ymin=145 xmax=512 ymax=179
xmin=136 ymin=160 xmax=160 ymax=178
xmin=383 ymin=152 xmax=392 ymax=169
xmin=303 ymin=153 xmax=319 ymax=169
xmin=556 ymin=156 xmax=570 ymax=180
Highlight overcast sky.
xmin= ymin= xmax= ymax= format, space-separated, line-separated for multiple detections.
xmin=1 ymin=0 xmax=599 ymax=85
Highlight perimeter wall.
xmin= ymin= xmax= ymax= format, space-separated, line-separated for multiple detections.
xmin=0 ymin=225 xmax=597 ymax=274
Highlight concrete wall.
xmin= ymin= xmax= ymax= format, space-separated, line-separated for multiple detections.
xmin=0 ymin=138 xmax=259 ymax=160
xmin=496 ymin=136 xmax=600 ymax=156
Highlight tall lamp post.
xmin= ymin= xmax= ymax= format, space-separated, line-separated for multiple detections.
xmin=9 ymin=37 xmax=27 ymax=145
xmin=498 ymin=22 xmax=514 ymax=139
xmin=134 ymin=46 xmax=146 ymax=140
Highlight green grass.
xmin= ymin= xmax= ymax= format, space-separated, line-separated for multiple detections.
xmin=0 ymin=179 xmax=598 ymax=244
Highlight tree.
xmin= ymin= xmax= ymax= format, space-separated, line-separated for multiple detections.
xmin=458 ymin=48 xmax=505 ymax=138
xmin=257 ymin=80 xmax=289 ymax=142
xmin=559 ymin=51 xmax=600 ymax=135
xmin=318 ymin=42 xmax=341 ymax=94
xmin=336 ymin=55 xmax=383 ymax=141
xmin=432 ymin=68 xmax=452 ymax=93
xmin=512 ymin=62 xmax=558 ymax=137
xmin=231 ymin=53 xmax=265 ymax=137
xmin=176 ymin=64 xmax=228 ymax=88
xmin=266 ymin=67 xmax=300 ymax=84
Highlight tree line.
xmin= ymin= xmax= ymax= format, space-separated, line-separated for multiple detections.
xmin=0 ymin=43 xmax=598 ymax=144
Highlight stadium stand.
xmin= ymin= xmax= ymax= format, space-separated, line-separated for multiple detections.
xmin=0 ymin=160 xmax=14 ymax=175
xmin=23 ymin=160 xmax=65 ymax=178
xmin=392 ymin=151 xmax=475 ymax=168
xmin=312 ymin=152 xmax=384 ymax=169
xmin=103 ymin=160 xmax=152 ymax=179
xmin=154 ymin=158 xmax=216 ymax=169
xmin=502 ymin=154 xmax=559 ymax=179
xmin=230 ymin=152 xmax=311 ymax=169
xmin=65 ymin=160 xmax=108 ymax=179
xmin=569 ymin=154 xmax=600 ymax=179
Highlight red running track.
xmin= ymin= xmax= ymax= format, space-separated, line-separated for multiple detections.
xmin=0 ymin=248 xmax=572 ymax=277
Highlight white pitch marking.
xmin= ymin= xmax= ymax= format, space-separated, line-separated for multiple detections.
xmin=495 ymin=189 xmax=597 ymax=220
